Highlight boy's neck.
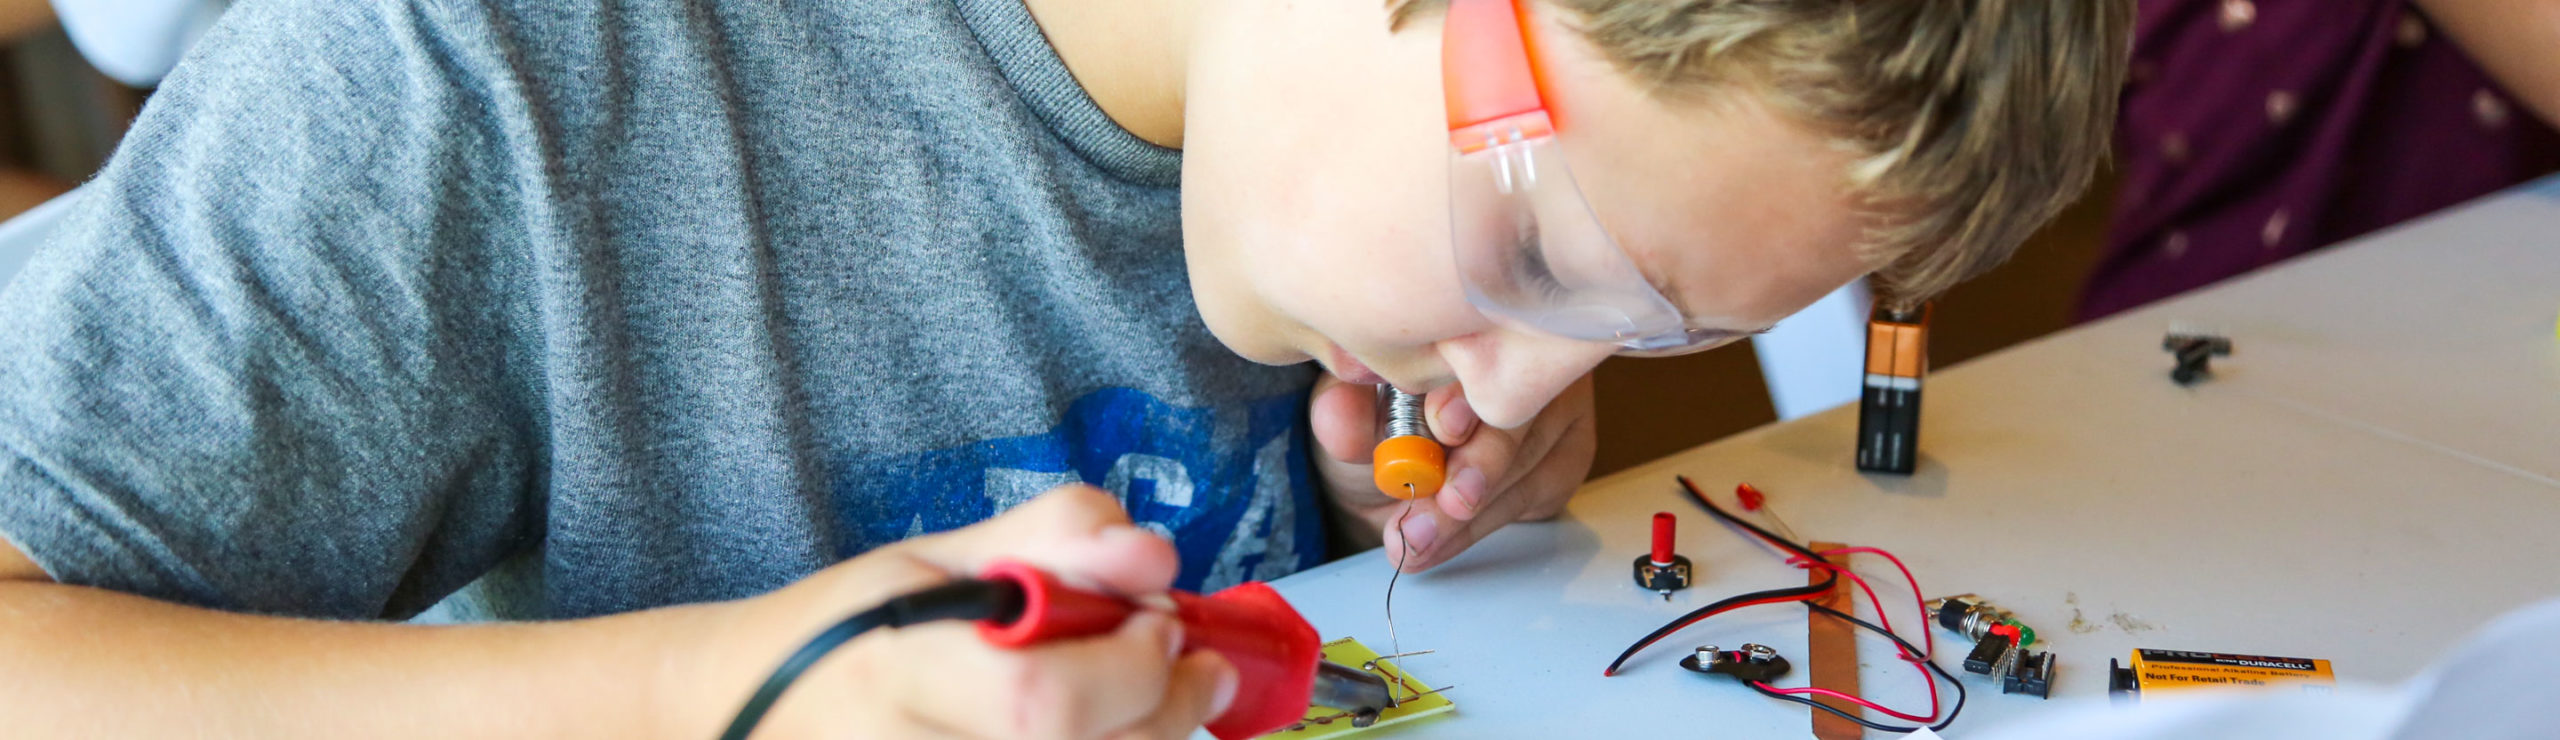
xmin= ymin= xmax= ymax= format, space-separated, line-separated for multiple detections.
xmin=1020 ymin=0 xmax=1198 ymax=149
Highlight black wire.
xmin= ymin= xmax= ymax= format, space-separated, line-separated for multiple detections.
xmin=1604 ymin=476 xmax=1850 ymax=675
xmin=1759 ymin=603 xmax=1968 ymax=733
xmin=717 ymin=579 xmax=1026 ymax=740
xmin=1603 ymin=569 xmax=1838 ymax=676
xmin=1668 ymin=476 xmax=1969 ymax=732
xmin=1675 ymin=476 xmax=1824 ymax=562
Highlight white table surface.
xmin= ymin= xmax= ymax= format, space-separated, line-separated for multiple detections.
xmin=1259 ymin=180 xmax=2560 ymax=737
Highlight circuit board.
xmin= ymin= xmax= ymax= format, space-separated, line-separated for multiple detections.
xmin=1262 ymin=637 xmax=1456 ymax=738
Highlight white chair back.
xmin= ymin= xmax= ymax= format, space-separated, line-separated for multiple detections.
xmin=1749 ymin=280 xmax=1869 ymax=420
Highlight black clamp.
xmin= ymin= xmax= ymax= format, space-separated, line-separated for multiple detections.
xmin=1681 ymin=643 xmax=1792 ymax=684
xmin=2163 ymin=331 xmax=2233 ymax=386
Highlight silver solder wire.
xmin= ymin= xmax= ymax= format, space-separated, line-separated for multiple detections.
xmin=1386 ymin=489 xmax=1417 ymax=656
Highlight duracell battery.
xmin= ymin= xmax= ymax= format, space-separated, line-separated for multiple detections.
xmin=1857 ymin=303 xmax=1930 ymax=474
xmin=2108 ymin=649 xmax=2337 ymax=702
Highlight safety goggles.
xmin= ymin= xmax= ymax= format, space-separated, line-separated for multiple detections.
xmin=1442 ymin=0 xmax=1739 ymax=357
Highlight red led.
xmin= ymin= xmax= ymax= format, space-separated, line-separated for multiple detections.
xmin=1737 ymin=483 xmax=1767 ymax=511
xmin=1651 ymin=512 xmax=1676 ymax=565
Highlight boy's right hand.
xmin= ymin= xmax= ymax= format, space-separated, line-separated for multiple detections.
xmin=692 ymin=486 xmax=1239 ymax=739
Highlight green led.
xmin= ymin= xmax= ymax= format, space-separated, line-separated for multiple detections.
xmin=2016 ymin=623 xmax=2037 ymax=648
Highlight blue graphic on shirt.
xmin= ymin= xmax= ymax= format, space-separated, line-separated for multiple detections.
xmin=829 ymin=387 xmax=1324 ymax=591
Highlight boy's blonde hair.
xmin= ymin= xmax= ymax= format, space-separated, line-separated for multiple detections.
xmin=1397 ymin=0 xmax=2134 ymax=302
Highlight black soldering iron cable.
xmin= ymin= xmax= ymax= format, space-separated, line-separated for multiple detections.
xmin=718 ymin=579 xmax=1026 ymax=740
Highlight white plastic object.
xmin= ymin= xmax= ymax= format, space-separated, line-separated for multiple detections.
xmin=51 ymin=0 xmax=228 ymax=87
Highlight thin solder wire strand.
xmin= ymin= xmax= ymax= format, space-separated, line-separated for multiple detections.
xmin=1385 ymin=492 xmax=1417 ymax=656
xmin=1364 ymin=649 xmax=1435 ymax=671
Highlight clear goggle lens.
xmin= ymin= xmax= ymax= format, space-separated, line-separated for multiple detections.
xmin=1448 ymin=114 xmax=1737 ymax=357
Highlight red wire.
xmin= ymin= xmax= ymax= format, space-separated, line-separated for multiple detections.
xmin=1784 ymin=556 xmax=1913 ymax=657
xmin=1692 ymin=483 xmax=1960 ymax=724
xmin=1777 ymin=554 xmax=1942 ymax=721
xmin=1722 ymin=516 xmax=1946 ymax=723
xmin=1724 ymin=517 xmax=1936 ymax=658
xmin=1814 ymin=546 xmax=1936 ymax=658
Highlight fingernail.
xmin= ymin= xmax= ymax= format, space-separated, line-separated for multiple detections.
xmin=1435 ymin=394 xmax=1478 ymax=442
xmin=1162 ymin=616 xmax=1186 ymax=661
xmin=1209 ymin=659 xmax=1240 ymax=716
xmin=1397 ymin=512 xmax=1439 ymax=566
xmin=1451 ymin=467 xmax=1488 ymax=516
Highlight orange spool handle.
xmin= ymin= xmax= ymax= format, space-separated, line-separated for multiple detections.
xmin=1372 ymin=388 xmax=1447 ymax=499
xmin=1373 ymin=435 xmax=1447 ymax=500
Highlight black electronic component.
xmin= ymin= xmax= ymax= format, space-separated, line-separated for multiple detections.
xmin=2163 ymin=331 xmax=2233 ymax=386
xmin=1963 ymin=635 xmax=2009 ymax=675
xmin=1679 ymin=643 xmax=1793 ymax=684
xmin=1632 ymin=512 xmax=1694 ymax=599
xmin=2109 ymin=658 xmax=2139 ymax=703
xmin=1857 ymin=303 xmax=1930 ymax=474
xmin=1631 ymin=555 xmax=1693 ymax=598
xmin=1936 ymin=597 xmax=1975 ymax=631
xmin=1928 ymin=595 xmax=2058 ymax=698
xmin=2005 ymin=651 xmax=2056 ymax=699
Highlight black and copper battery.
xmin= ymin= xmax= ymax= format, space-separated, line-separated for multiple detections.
xmin=1856 ymin=303 xmax=1931 ymax=475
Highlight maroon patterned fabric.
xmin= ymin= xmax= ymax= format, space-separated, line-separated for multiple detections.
xmin=2083 ymin=0 xmax=2560 ymax=320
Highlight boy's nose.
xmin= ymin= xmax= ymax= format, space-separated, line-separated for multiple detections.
xmin=1441 ymin=328 xmax=1614 ymax=429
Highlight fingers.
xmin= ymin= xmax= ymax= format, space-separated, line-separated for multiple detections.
xmin=1115 ymin=651 xmax=1239 ymax=740
xmin=1381 ymin=500 xmax=1442 ymax=572
xmin=1308 ymin=374 xmax=1380 ymax=465
xmin=1513 ymin=414 xmax=1593 ymax=522
xmin=874 ymin=609 xmax=1191 ymax=739
xmin=1433 ymin=428 xmax=1515 ymax=523
xmin=1389 ymin=432 xmax=1587 ymax=573
xmin=1424 ymin=385 xmax=1480 ymax=446
xmin=893 ymin=485 xmax=1181 ymax=597
xmin=1392 ymin=378 xmax=1596 ymax=572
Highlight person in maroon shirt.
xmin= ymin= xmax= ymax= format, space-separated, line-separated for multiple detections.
xmin=2085 ymin=0 xmax=2560 ymax=320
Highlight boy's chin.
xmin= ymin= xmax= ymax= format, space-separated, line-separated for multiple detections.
xmin=1194 ymin=322 xmax=1304 ymax=368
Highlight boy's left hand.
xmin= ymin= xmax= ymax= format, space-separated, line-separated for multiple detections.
xmin=1308 ymin=373 xmax=1598 ymax=572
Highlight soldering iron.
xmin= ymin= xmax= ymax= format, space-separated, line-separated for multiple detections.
xmin=718 ymin=560 xmax=1399 ymax=740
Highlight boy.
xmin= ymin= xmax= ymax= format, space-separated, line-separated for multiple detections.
xmin=0 ymin=0 xmax=2126 ymax=736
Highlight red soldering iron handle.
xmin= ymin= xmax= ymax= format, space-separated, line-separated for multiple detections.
xmin=973 ymin=560 xmax=1322 ymax=740
xmin=975 ymin=560 xmax=1135 ymax=647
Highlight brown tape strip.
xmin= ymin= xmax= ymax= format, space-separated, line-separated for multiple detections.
xmin=1808 ymin=542 xmax=1861 ymax=740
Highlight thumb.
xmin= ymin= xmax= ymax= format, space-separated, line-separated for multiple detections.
xmin=1309 ymin=374 xmax=1381 ymax=465
xmin=1424 ymin=384 xmax=1480 ymax=446
xmin=1123 ymin=650 xmax=1240 ymax=739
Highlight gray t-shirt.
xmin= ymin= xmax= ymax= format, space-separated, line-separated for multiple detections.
xmin=0 ymin=0 xmax=1324 ymax=620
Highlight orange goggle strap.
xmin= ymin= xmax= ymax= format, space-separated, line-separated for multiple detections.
xmin=1443 ymin=0 xmax=1554 ymax=152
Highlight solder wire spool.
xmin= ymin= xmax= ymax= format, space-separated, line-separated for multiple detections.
xmin=1372 ymin=388 xmax=1446 ymax=500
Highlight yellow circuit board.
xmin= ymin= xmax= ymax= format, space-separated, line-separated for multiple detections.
xmin=1261 ymin=638 xmax=1456 ymax=738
